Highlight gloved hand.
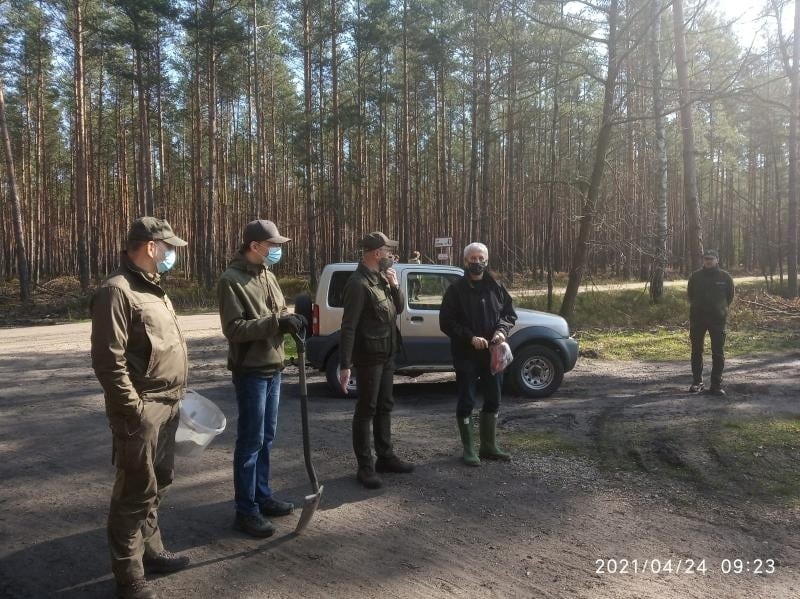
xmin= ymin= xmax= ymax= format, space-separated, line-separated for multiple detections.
xmin=278 ymin=314 xmax=307 ymax=335
xmin=294 ymin=313 xmax=308 ymax=332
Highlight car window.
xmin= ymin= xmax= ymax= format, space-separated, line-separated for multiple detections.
xmin=407 ymin=272 xmax=460 ymax=310
xmin=327 ymin=270 xmax=354 ymax=307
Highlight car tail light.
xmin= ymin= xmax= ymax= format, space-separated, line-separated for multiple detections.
xmin=312 ymin=303 xmax=319 ymax=336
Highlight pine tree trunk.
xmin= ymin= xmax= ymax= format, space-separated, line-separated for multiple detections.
xmin=0 ymin=80 xmax=31 ymax=301
xmin=672 ymin=0 xmax=703 ymax=272
xmin=73 ymin=0 xmax=90 ymax=291
xmin=650 ymin=2 xmax=668 ymax=302
xmin=560 ymin=0 xmax=619 ymax=322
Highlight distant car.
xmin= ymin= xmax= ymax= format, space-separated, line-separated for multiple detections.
xmin=296 ymin=263 xmax=578 ymax=398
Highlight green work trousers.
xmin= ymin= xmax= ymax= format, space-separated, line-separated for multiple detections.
xmin=107 ymin=399 xmax=180 ymax=583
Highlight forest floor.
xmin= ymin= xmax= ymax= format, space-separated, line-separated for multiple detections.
xmin=1 ymin=314 xmax=799 ymax=598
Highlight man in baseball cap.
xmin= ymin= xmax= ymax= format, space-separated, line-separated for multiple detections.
xmin=91 ymin=216 xmax=191 ymax=599
xmin=218 ymin=219 xmax=302 ymax=537
xmin=339 ymin=231 xmax=414 ymax=490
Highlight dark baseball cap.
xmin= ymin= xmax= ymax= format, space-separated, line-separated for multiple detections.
xmin=703 ymin=249 xmax=719 ymax=259
xmin=243 ymin=220 xmax=290 ymax=244
xmin=128 ymin=217 xmax=187 ymax=247
xmin=360 ymin=231 xmax=398 ymax=250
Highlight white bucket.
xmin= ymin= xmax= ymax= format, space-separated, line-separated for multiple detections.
xmin=175 ymin=389 xmax=227 ymax=458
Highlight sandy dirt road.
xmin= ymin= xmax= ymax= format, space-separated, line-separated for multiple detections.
xmin=1 ymin=314 xmax=798 ymax=598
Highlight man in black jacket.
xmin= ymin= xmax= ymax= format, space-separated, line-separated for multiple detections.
xmin=439 ymin=242 xmax=517 ymax=466
xmin=687 ymin=249 xmax=735 ymax=396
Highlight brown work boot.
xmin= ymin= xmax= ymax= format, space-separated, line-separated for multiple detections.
xmin=143 ymin=550 xmax=190 ymax=574
xmin=116 ymin=578 xmax=158 ymax=599
xmin=375 ymin=455 xmax=415 ymax=474
xmin=356 ymin=466 xmax=383 ymax=489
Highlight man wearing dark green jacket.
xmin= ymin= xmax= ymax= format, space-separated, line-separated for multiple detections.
xmin=91 ymin=217 xmax=191 ymax=599
xmin=339 ymin=232 xmax=414 ymax=489
xmin=687 ymin=249 xmax=735 ymax=395
xmin=218 ymin=220 xmax=305 ymax=537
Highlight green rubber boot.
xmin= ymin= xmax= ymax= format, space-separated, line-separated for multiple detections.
xmin=457 ymin=416 xmax=481 ymax=466
xmin=478 ymin=412 xmax=511 ymax=461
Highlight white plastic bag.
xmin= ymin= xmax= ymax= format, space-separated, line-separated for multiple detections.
xmin=490 ymin=341 xmax=513 ymax=375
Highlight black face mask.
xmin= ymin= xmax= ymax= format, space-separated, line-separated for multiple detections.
xmin=378 ymin=257 xmax=393 ymax=272
xmin=467 ymin=262 xmax=486 ymax=275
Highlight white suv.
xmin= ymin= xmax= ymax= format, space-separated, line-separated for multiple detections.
xmin=297 ymin=263 xmax=578 ymax=398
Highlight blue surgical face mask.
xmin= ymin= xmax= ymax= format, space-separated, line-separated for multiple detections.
xmin=157 ymin=246 xmax=177 ymax=273
xmin=265 ymin=246 xmax=282 ymax=266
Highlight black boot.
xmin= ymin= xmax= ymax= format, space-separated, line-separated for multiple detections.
xmin=356 ymin=465 xmax=383 ymax=489
xmin=375 ymin=455 xmax=415 ymax=473
xmin=260 ymin=497 xmax=294 ymax=517
xmin=234 ymin=512 xmax=275 ymax=538
xmin=143 ymin=550 xmax=190 ymax=574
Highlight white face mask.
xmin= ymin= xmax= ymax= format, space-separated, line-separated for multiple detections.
xmin=156 ymin=243 xmax=177 ymax=273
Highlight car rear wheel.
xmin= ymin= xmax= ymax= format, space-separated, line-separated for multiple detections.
xmin=325 ymin=348 xmax=358 ymax=398
xmin=509 ymin=344 xmax=564 ymax=398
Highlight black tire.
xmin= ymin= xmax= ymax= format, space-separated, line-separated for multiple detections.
xmin=325 ymin=348 xmax=358 ymax=398
xmin=294 ymin=293 xmax=313 ymax=332
xmin=509 ymin=344 xmax=564 ymax=398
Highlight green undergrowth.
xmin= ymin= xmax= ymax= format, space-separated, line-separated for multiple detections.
xmin=515 ymin=282 xmax=800 ymax=361
xmin=167 ymin=276 xmax=309 ymax=312
xmin=0 ymin=275 xmax=310 ymax=325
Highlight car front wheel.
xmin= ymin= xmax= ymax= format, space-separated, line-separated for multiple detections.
xmin=509 ymin=344 xmax=564 ymax=398
xmin=325 ymin=348 xmax=358 ymax=398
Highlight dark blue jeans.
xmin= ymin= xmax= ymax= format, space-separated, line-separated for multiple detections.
xmin=454 ymin=351 xmax=502 ymax=419
xmin=232 ymin=372 xmax=281 ymax=516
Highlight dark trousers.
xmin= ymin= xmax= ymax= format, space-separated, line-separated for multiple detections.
xmin=454 ymin=351 xmax=502 ymax=420
xmin=690 ymin=321 xmax=726 ymax=387
xmin=108 ymin=400 xmax=180 ymax=584
xmin=353 ymin=360 xmax=395 ymax=468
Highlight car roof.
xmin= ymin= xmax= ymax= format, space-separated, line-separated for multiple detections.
xmin=322 ymin=262 xmax=464 ymax=273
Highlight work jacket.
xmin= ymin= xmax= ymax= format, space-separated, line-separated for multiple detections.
xmin=218 ymin=253 xmax=289 ymax=376
xmin=91 ymin=255 xmax=188 ymax=421
xmin=339 ymin=262 xmax=404 ymax=369
xmin=687 ymin=266 xmax=735 ymax=324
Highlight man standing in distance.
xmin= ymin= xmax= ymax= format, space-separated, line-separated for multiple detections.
xmin=218 ymin=219 xmax=305 ymax=537
xmin=687 ymin=249 xmax=735 ymax=395
xmin=339 ymin=232 xmax=415 ymax=489
xmin=91 ymin=217 xmax=191 ymax=599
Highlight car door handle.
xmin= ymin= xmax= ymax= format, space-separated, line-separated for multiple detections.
xmin=410 ymin=316 xmax=424 ymax=323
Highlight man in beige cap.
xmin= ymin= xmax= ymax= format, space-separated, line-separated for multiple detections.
xmin=91 ymin=216 xmax=191 ymax=599
xmin=339 ymin=232 xmax=414 ymax=489
xmin=218 ymin=219 xmax=305 ymax=537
